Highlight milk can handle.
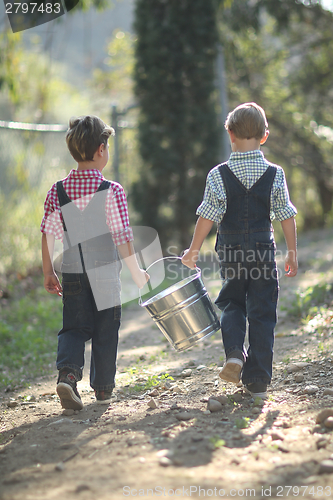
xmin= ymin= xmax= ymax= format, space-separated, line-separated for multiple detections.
xmin=139 ymin=256 xmax=200 ymax=305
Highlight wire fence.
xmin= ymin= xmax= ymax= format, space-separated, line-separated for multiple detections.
xmin=0 ymin=122 xmax=70 ymax=275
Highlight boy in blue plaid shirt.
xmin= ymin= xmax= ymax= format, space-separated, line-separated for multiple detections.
xmin=182 ymin=102 xmax=297 ymax=399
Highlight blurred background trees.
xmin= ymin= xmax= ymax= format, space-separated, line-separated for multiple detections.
xmin=131 ymin=0 xmax=333 ymax=250
xmin=1 ymin=0 xmax=333 ymax=273
xmin=218 ymin=0 xmax=333 ymax=231
xmin=132 ymin=0 xmax=220 ymax=251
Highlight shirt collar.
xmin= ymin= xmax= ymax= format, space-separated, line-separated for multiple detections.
xmin=69 ymin=169 xmax=105 ymax=180
xmin=229 ymin=150 xmax=265 ymax=164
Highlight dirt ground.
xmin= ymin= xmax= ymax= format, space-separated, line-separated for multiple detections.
xmin=2 ymin=229 xmax=333 ymax=500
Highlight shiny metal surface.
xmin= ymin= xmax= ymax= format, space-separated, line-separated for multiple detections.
xmin=141 ymin=271 xmax=220 ymax=352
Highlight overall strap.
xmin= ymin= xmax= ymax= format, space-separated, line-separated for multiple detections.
xmin=218 ymin=163 xmax=277 ymax=193
xmin=218 ymin=162 xmax=229 ymax=181
xmin=56 ymin=179 xmax=111 ymax=231
xmin=96 ymin=180 xmax=111 ymax=192
xmin=217 ymin=162 xmax=277 ymax=235
xmin=56 ymin=180 xmax=71 ymax=208
xmin=56 ymin=181 xmax=69 ymax=232
xmin=56 ymin=179 xmax=110 ymax=207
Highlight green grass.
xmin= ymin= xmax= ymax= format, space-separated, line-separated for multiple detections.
xmin=0 ymin=281 xmax=62 ymax=390
xmin=289 ymin=282 xmax=333 ymax=318
xmin=235 ymin=417 xmax=250 ymax=429
xmin=123 ymin=372 xmax=174 ymax=394
xmin=209 ymin=435 xmax=225 ymax=449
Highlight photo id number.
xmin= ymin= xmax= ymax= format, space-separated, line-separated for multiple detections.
xmin=276 ymin=485 xmax=331 ymax=496
xmin=5 ymin=2 xmax=61 ymax=14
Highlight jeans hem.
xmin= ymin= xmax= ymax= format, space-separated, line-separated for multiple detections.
xmin=225 ymin=346 xmax=245 ymax=360
xmin=242 ymin=378 xmax=270 ymax=386
xmin=57 ymin=364 xmax=83 ymax=381
xmin=91 ymin=384 xmax=115 ymax=391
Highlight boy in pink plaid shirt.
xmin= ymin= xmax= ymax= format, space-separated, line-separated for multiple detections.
xmin=41 ymin=115 xmax=148 ymax=409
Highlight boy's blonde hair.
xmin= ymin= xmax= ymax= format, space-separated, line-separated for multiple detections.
xmin=66 ymin=115 xmax=115 ymax=163
xmin=224 ymin=102 xmax=268 ymax=140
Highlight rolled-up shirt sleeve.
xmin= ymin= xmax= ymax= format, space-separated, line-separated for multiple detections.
xmin=196 ymin=169 xmax=226 ymax=223
xmin=40 ymin=187 xmax=64 ymax=240
xmin=106 ymin=184 xmax=134 ymax=246
xmin=272 ymin=168 xmax=297 ymax=221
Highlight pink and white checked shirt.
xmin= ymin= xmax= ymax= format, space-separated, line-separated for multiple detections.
xmin=40 ymin=169 xmax=133 ymax=246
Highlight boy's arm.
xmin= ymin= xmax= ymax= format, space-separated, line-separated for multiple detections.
xmin=280 ymin=216 xmax=298 ymax=277
xmin=181 ymin=217 xmax=214 ymax=269
xmin=117 ymin=241 xmax=150 ymax=289
xmin=41 ymin=233 xmax=62 ymax=295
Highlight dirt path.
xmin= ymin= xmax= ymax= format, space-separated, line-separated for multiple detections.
xmin=2 ymin=229 xmax=333 ymax=500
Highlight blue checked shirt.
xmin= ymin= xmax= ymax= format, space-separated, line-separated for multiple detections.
xmin=196 ymin=150 xmax=297 ymax=223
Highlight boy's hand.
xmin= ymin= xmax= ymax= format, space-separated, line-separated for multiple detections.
xmin=133 ymin=269 xmax=150 ymax=289
xmin=181 ymin=249 xmax=198 ymax=269
xmin=285 ymin=252 xmax=298 ymax=277
xmin=44 ymin=272 xmax=62 ymax=296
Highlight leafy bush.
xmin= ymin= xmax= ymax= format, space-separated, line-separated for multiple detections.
xmin=289 ymin=282 xmax=333 ymax=318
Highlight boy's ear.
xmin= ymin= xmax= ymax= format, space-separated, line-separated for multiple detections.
xmin=260 ymin=130 xmax=269 ymax=145
xmin=97 ymin=143 xmax=105 ymax=156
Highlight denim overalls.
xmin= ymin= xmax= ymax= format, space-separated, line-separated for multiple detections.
xmin=56 ymin=180 xmax=121 ymax=391
xmin=215 ymin=163 xmax=278 ymax=386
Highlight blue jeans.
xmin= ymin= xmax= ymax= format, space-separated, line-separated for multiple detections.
xmin=215 ymin=232 xmax=278 ymax=385
xmin=57 ymin=272 xmax=121 ymax=391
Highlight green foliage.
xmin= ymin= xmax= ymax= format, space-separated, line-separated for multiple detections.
xmin=125 ymin=372 xmax=174 ymax=394
xmin=145 ymin=373 xmax=174 ymax=389
xmin=133 ymin=0 xmax=220 ymax=250
xmin=290 ymin=282 xmax=333 ymax=317
xmin=0 ymin=284 xmax=61 ymax=390
xmin=219 ymin=0 xmax=325 ymax=33
xmin=209 ymin=435 xmax=225 ymax=449
xmin=0 ymin=35 xmax=92 ymax=275
xmin=93 ymin=30 xmax=136 ymax=106
xmin=0 ymin=31 xmax=23 ymax=103
xmin=234 ymin=417 xmax=250 ymax=429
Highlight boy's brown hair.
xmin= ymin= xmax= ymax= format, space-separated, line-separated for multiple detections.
xmin=224 ymin=102 xmax=268 ymax=140
xmin=66 ymin=115 xmax=115 ymax=163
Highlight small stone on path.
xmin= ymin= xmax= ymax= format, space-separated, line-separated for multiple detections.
xmin=287 ymin=362 xmax=310 ymax=373
xmin=304 ymin=385 xmax=319 ymax=395
xmin=316 ymin=437 xmax=329 ymax=449
xmin=213 ymin=395 xmax=228 ymax=405
xmin=62 ymin=409 xmax=75 ymax=416
xmin=180 ymin=369 xmax=192 ymax=378
xmin=294 ymin=373 xmax=304 ymax=383
xmin=159 ymin=457 xmax=172 ymax=467
xmin=175 ymin=411 xmax=195 ymax=421
xmin=319 ymin=460 xmax=333 ymax=474
xmin=192 ymin=435 xmax=203 ymax=442
xmin=316 ymin=408 xmax=333 ymax=424
xmin=147 ymin=398 xmax=158 ymax=409
xmin=207 ymin=399 xmax=223 ymax=413
xmin=75 ymin=485 xmax=91 ymax=493
xmin=7 ymin=400 xmax=18 ymax=408
xmin=323 ymin=388 xmax=333 ymax=396
xmin=324 ymin=417 xmax=333 ymax=429
xmin=230 ymin=391 xmax=243 ymax=402
xmin=270 ymin=431 xmax=284 ymax=441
